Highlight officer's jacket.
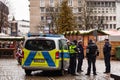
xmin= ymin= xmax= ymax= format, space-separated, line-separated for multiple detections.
xmin=86 ymin=42 xmax=98 ymax=57
xmin=103 ymin=42 xmax=111 ymax=56
xmin=77 ymin=44 xmax=84 ymax=59
xmin=69 ymin=45 xmax=77 ymax=54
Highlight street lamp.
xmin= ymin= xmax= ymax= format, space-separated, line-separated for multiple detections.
xmin=47 ymin=17 xmax=51 ymax=34
xmin=93 ymin=25 xmax=98 ymax=42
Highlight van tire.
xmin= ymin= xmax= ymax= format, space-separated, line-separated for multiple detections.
xmin=25 ymin=70 xmax=32 ymax=75
xmin=59 ymin=69 xmax=65 ymax=76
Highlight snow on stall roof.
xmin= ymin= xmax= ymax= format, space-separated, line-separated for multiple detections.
xmin=104 ymin=30 xmax=120 ymax=36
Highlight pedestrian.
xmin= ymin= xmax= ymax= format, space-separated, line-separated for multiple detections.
xmin=77 ymin=40 xmax=84 ymax=73
xmin=85 ymin=39 xmax=99 ymax=76
xmin=68 ymin=40 xmax=78 ymax=76
xmin=103 ymin=39 xmax=111 ymax=74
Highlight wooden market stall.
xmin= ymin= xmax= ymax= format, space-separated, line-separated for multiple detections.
xmin=0 ymin=36 xmax=24 ymax=58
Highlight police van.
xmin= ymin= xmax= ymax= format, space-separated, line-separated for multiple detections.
xmin=21 ymin=34 xmax=70 ymax=75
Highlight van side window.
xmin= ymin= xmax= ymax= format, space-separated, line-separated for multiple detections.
xmin=59 ymin=39 xmax=68 ymax=50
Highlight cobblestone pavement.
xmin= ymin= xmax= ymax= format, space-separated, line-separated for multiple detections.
xmin=0 ymin=58 xmax=119 ymax=80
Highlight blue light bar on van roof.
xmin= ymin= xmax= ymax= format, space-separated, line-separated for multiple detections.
xmin=27 ymin=33 xmax=65 ymax=38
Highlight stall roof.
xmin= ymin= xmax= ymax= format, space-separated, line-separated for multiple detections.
xmin=64 ymin=29 xmax=108 ymax=35
xmin=0 ymin=36 xmax=24 ymax=41
xmin=0 ymin=33 xmax=9 ymax=37
xmin=104 ymin=30 xmax=120 ymax=36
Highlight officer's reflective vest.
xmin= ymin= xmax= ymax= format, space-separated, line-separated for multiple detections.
xmin=69 ymin=45 xmax=77 ymax=54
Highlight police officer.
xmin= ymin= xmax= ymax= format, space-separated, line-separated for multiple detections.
xmin=68 ymin=40 xmax=78 ymax=76
xmin=103 ymin=39 xmax=111 ymax=73
xmin=77 ymin=40 xmax=84 ymax=73
xmin=86 ymin=39 xmax=99 ymax=75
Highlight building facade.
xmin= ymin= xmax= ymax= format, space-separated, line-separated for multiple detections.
xmin=9 ymin=19 xmax=30 ymax=36
xmin=0 ymin=1 xmax=9 ymax=33
xmin=29 ymin=0 xmax=120 ymax=33
xmin=17 ymin=20 xmax=30 ymax=36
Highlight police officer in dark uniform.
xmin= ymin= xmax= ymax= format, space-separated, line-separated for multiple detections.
xmin=103 ymin=39 xmax=111 ymax=73
xmin=86 ymin=39 xmax=99 ymax=75
xmin=68 ymin=40 xmax=78 ymax=76
xmin=77 ymin=40 xmax=84 ymax=73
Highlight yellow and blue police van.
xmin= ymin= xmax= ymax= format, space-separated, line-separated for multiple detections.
xmin=21 ymin=34 xmax=70 ymax=75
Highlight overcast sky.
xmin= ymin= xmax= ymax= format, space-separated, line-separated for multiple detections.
xmin=0 ymin=0 xmax=29 ymax=20
xmin=0 ymin=0 xmax=30 ymax=20
xmin=8 ymin=0 xmax=30 ymax=21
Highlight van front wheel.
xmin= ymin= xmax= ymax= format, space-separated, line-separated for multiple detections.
xmin=25 ymin=70 xmax=32 ymax=75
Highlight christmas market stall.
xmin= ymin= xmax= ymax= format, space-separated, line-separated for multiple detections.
xmin=0 ymin=36 xmax=24 ymax=58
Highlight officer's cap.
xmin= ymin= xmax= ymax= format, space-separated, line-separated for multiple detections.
xmin=89 ymin=39 xmax=93 ymax=43
xmin=105 ymin=38 xmax=109 ymax=41
xmin=73 ymin=40 xmax=77 ymax=45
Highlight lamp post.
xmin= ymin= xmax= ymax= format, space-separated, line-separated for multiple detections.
xmin=93 ymin=25 xmax=98 ymax=42
xmin=47 ymin=17 xmax=51 ymax=34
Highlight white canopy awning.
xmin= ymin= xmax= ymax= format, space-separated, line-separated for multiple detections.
xmin=0 ymin=33 xmax=9 ymax=37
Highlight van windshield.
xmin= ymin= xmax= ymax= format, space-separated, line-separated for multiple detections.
xmin=25 ymin=39 xmax=55 ymax=51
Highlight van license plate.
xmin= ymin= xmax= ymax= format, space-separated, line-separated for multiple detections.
xmin=34 ymin=59 xmax=45 ymax=63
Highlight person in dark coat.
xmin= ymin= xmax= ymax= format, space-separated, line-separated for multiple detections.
xmin=86 ymin=39 xmax=99 ymax=76
xmin=103 ymin=39 xmax=111 ymax=73
xmin=77 ymin=40 xmax=84 ymax=73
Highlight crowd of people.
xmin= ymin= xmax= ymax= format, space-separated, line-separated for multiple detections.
xmin=67 ymin=38 xmax=112 ymax=76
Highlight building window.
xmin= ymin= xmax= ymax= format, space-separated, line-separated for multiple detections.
xmin=106 ymin=24 xmax=108 ymax=29
xmin=112 ymin=2 xmax=115 ymax=7
xmin=78 ymin=16 xmax=81 ymax=21
xmin=73 ymin=8 xmax=78 ymax=13
xmin=94 ymin=11 xmax=97 ymax=13
xmin=55 ymin=8 xmax=59 ymax=12
xmin=94 ymin=16 xmax=97 ymax=20
xmin=113 ymin=8 xmax=116 ymax=13
xmin=98 ymin=16 xmax=100 ymax=20
xmin=113 ymin=24 xmax=116 ymax=29
xmin=78 ymin=7 xmax=81 ymax=12
xmin=40 ymin=7 xmax=44 ymax=13
xmin=94 ymin=2 xmax=96 ymax=6
xmin=113 ymin=16 xmax=116 ymax=21
xmin=78 ymin=0 xmax=81 ymax=6
xmin=105 ymin=2 xmax=107 ymax=7
xmin=68 ymin=0 xmax=73 ymax=6
xmin=97 ymin=2 xmax=100 ymax=7
xmin=41 ymin=16 xmax=44 ymax=21
xmin=101 ymin=2 xmax=104 ymax=7
xmin=87 ymin=2 xmax=89 ymax=6
xmin=40 ymin=0 xmax=45 ymax=7
xmin=50 ymin=0 xmax=53 ymax=3
xmin=50 ymin=0 xmax=54 ymax=7
xmin=59 ymin=0 xmax=63 ymax=5
xmin=46 ymin=8 xmax=53 ymax=12
xmin=110 ymin=16 xmax=112 ymax=21
xmin=110 ymin=24 xmax=112 ymax=29
xmin=106 ymin=16 xmax=108 ymax=21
